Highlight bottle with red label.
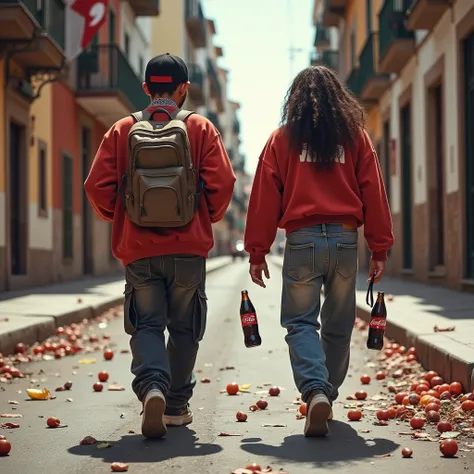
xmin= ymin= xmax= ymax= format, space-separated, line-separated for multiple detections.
xmin=240 ymin=290 xmax=262 ymax=348
xmin=366 ymin=288 xmax=387 ymax=351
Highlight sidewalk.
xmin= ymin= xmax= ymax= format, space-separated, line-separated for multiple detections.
xmin=0 ymin=256 xmax=231 ymax=355
xmin=270 ymin=255 xmax=474 ymax=392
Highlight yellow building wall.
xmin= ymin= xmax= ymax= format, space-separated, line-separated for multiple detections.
xmin=150 ymin=1 xmax=185 ymax=57
xmin=367 ymin=107 xmax=381 ymax=141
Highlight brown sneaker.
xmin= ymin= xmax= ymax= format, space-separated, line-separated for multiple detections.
xmin=304 ymin=391 xmax=331 ymax=437
xmin=141 ymin=389 xmax=167 ymax=439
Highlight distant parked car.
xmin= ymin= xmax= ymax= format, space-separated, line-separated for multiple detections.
xmin=231 ymin=240 xmax=246 ymax=261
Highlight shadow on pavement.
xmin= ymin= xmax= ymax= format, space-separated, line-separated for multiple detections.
xmin=67 ymin=428 xmax=222 ymax=463
xmin=240 ymin=421 xmax=399 ymax=466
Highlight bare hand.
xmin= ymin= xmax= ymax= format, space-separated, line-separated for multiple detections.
xmin=367 ymin=259 xmax=385 ymax=284
xmin=250 ymin=263 xmax=270 ymax=288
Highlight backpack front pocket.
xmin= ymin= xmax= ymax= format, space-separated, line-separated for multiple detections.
xmin=134 ymin=167 xmax=186 ymax=226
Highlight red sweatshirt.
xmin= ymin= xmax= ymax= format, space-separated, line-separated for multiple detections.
xmin=84 ymin=106 xmax=236 ymax=266
xmin=244 ymin=127 xmax=394 ymax=264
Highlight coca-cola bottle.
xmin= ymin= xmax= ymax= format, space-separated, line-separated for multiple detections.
xmin=240 ymin=290 xmax=262 ymax=348
xmin=367 ymin=291 xmax=387 ymax=350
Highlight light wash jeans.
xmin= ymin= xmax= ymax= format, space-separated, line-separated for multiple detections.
xmin=281 ymin=223 xmax=358 ymax=403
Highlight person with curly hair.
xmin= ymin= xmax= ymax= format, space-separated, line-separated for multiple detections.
xmin=244 ymin=65 xmax=394 ymax=437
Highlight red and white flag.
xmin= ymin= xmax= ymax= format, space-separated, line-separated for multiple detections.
xmin=65 ymin=0 xmax=108 ymax=60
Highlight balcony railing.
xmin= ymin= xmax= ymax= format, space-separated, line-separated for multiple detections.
xmin=358 ymin=32 xmax=390 ymax=93
xmin=76 ymin=44 xmax=149 ymax=111
xmin=185 ymin=0 xmax=206 ymax=47
xmin=314 ymin=24 xmax=330 ymax=46
xmin=188 ymin=63 xmax=204 ymax=88
xmin=346 ymin=67 xmax=363 ymax=97
xmin=233 ymin=119 xmax=240 ymax=134
xmin=207 ymin=58 xmax=222 ymax=99
xmin=379 ymin=0 xmax=415 ymax=65
xmin=207 ymin=111 xmax=221 ymax=131
xmin=19 ymin=0 xmax=66 ymax=49
xmin=310 ymin=50 xmax=338 ymax=70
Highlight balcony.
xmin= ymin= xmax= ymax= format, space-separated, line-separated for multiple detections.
xmin=346 ymin=67 xmax=363 ymax=98
xmin=406 ymin=0 xmax=450 ymax=31
xmin=322 ymin=0 xmax=345 ymax=27
xmin=310 ymin=50 xmax=339 ymax=71
xmin=0 ymin=0 xmax=65 ymax=70
xmin=207 ymin=111 xmax=222 ymax=132
xmin=233 ymin=119 xmax=240 ymax=135
xmin=207 ymin=59 xmax=223 ymax=112
xmin=314 ymin=24 xmax=330 ymax=47
xmin=185 ymin=0 xmax=206 ymax=48
xmin=188 ymin=63 xmax=205 ymax=106
xmin=358 ymin=32 xmax=391 ymax=104
xmin=76 ymin=44 xmax=149 ymax=128
xmin=378 ymin=0 xmax=416 ymax=75
xmin=127 ymin=0 xmax=159 ymax=16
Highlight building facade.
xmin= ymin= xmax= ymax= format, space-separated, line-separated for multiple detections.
xmin=0 ymin=0 xmax=244 ymax=293
xmin=0 ymin=0 xmax=159 ymax=293
xmin=150 ymin=0 xmax=245 ymax=257
xmin=313 ymin=0 xmax=474 ymax=293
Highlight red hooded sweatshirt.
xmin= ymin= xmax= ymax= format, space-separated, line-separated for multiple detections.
xmin=244 ymin=127 xmax=393 ymax=264
xmin=84 ymin=106 xmax=236 ymax=266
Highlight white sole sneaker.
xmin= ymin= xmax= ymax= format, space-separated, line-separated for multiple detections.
xmin=141 ymin=390 xmax=167 ymax=439
xmin=304 ymin=394 xmax=331 ymax=437
xmin=164 ymin=410 xmax=193 ymax=427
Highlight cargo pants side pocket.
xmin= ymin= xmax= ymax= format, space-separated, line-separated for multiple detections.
xmin=193 ymin=289 xmax=208 ymax=343
xmin=123 ymin=283 xmax=138 ymax=335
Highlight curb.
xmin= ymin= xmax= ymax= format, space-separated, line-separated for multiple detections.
xmin=0 ymin=258 xmax=231 ymax=356
xmin=270 ymin=256 xmax=474 ymax=392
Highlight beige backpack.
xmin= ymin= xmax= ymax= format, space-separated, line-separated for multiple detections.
xmin=121 ymin=108 xmax=201 ymax=228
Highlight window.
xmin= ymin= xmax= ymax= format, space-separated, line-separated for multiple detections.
xmin=124 ymin=33 xmax=130 ymax=58
xmin=62 ymin=153 xmax=74 ymax=260
xmin=38 ymin=142 xmax=47 ymax=217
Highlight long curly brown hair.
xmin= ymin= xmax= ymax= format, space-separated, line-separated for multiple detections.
xmin=281 ymin=65 xmax=365 ymax=169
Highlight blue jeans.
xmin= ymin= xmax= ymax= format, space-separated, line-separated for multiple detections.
xmin=281 ymin=223 xmax=358 ymax=403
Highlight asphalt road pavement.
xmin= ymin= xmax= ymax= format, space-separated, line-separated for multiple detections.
xmin=0 ymin=260 xmax=472 ymax=473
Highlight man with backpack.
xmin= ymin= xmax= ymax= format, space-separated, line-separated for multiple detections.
xmin=84 ymin=53 xmax=235 ymax=439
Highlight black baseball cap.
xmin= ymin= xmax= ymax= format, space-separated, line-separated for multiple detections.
xmin=145 ymin=53 xmax=189 ymax=87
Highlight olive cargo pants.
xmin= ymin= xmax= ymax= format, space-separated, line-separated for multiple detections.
xmin=123 ymin=255 xmax=207 ymax=409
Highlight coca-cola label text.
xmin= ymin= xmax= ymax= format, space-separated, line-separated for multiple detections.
xmin=369 ymin=317 xmax=386 ymax=330
xmin=241 ymin=312 xmax=257 ymax=327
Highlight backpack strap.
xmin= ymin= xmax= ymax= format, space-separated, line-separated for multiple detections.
xmin=173 ymin=109 xmax=195 ymax=122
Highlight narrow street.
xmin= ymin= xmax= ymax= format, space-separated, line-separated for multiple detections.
xmin=0 ymin=261 xmax=473 ymax=473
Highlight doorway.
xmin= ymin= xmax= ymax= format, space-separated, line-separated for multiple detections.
xmin=400 ymin=103 xmax=413 ymax=270
xmin=464 ymin=32 xmax=474 ymax=279
xmin=427 ymin=83 xmax=445 ymax=271
xmin=9 ymin=121 xmax=27 ymax=275
xmin=81 ymin=127 xmax=93 ymax=275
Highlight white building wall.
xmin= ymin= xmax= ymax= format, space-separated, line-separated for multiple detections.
xmin=382 ymin=1 xmax=473 ymax=215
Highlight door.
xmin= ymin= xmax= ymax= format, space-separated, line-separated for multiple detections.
xmin=9 ymin=122 xmax=27 ymax=275
xmin=81 ymin=128 xmax=93 ymax=274
xmin=428 ymin=84 xmax=445 ymax=270
xmin=400 ymin=103 xmax=413 ymax=270
xmin=465 ymin=33 xmax=474 ymax=278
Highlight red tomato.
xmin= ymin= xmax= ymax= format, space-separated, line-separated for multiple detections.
xmin=360 ymin=375 xmax=371 ymax=384
xmin=440 ymin=439 xmax=458 ymax=458
xmin=0 ymin=438 xmax=11 ymax=456
xmin=410 ymin=417 xmax=425 ymax=430
xmin=449 ymin=382 xmax=463 ymax=396
xmin=226 ymin=383 xmax=239 ymax=395
xmin=347 ymin=409 xmax=362 ymax=421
